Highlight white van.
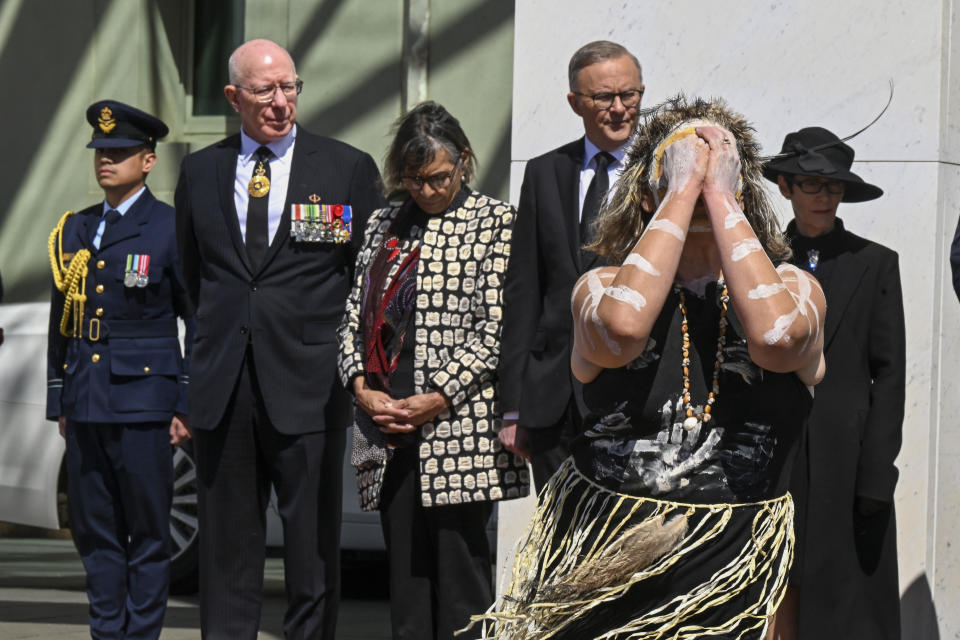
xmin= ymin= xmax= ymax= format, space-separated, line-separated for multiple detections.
xmin=0 ymin=302 xmax=383 ymax=593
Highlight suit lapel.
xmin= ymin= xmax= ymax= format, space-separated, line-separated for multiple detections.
xmin=558 ymin=138 xmax=585 ymax=270
xmin=215 ymin=137 xmax=252 ymax=273
xmin=821 ymin=247 xmax=867 ymax=349
xmin=98 ymin=190 xmax=153 ymax=252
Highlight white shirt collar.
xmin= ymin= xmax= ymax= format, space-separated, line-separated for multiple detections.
xmin=582 ymin=136 xmax=630 ymax=169
xmin=102 ymin=185 xmax=146 ymax=216
xmin=239 ymin=124 xmax=297 ymax=164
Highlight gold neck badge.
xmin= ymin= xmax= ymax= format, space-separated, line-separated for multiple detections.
xmin=248 ymin=159 xmax=271 ymax=198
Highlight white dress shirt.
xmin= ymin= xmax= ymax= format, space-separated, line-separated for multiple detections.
xmin=234 ymin=125 xmax=297 ymax=245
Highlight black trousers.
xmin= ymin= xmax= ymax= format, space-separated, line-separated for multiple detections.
xmin=379 ymin=447 xmax=494 ymax=640
xmin=194 ymin=350 xmax=347 ymax=640
xmin=66 ymin=421 xmax=172 ymax=640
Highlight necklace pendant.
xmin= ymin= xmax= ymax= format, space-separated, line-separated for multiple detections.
xmin=682 ymin=416 xmax=699 ymax=431
xmin=806 ymin=249 xmax=820 ymax=271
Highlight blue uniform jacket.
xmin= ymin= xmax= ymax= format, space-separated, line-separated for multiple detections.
xmin=46 ymin=188 xmax=194 ymax=423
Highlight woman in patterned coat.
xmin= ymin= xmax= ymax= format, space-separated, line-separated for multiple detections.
xmin=337 ymin=101 xmax=529 ymax=640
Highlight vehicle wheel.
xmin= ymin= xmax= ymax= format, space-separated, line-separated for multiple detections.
xmin=169 ymin=441 xmax=200 ymax=595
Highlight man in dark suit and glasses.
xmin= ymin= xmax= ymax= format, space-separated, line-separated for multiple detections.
xmin=498 ymin=41 xmax=643 ymax=488
xmin=175 ymin=39 xmax=385 ymax=639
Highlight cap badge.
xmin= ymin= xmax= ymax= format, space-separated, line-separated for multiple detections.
xmin=98 ymin=107 xmax=116 ymax=134
xmin=308 ymin=193 xmax=321 ymax=203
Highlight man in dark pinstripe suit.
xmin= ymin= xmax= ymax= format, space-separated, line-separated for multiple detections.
xmin=175 ymin=39 xmax=385 ymax=639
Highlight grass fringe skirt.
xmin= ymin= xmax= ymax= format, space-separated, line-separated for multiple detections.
xmin=464 ymin=458 xmax=794 ymax=639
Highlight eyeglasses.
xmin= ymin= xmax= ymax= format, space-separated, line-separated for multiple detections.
xmin=235 ymin=79 xmax=303 ymax=103
xmin=574 ymin=89 xmax=643 ymax=110
xmin=789 ymin=178 xmax=845 ymax=195
xmin=402 ymin=157 xmax=463 ymax=191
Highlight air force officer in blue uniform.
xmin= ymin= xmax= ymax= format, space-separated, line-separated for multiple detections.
xmin=46 ymin=101 xmax=193 ymax=640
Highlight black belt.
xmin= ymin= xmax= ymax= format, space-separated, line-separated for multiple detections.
xmin=81 ymin=318 xmax=179 ymax=342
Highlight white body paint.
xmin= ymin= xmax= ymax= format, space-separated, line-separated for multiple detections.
xmin=572 ymin=270 xmax=623 ymax=355
xmin=762 ymin=264 xmax=824 ymax=353
xmin=748 ymin=283 xmax=787 ymax=299
xmin=724 ymin=210 xmax=749 ymax=229
xmin=730 ymin=238 xmax=763 ymax=262
xmin=604 ymin=285 xmax=647 ymax=312
xmin=624 ymin=253 xmax=661 ymax=276
xmin=647 ymin=218 xmax=686 ymax=242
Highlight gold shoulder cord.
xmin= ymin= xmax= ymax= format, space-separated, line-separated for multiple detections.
xmin=47 ymin=211 xmax=91 ymax=337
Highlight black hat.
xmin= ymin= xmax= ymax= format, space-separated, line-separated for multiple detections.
xmin=85 ymin=100 xmax=169 ymax=149
xmin=762 ymin=127 xmax=882 ymax=202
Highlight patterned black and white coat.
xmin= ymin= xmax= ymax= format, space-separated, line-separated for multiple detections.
xmin=337 ymin=190 xmax=530 ymax=509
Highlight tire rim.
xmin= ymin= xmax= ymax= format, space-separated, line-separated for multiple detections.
xmin=170 ymin=447 xmax=198 ymax=561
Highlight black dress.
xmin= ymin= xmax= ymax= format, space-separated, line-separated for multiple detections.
xmin=480 ymin=281 xmax=811 ymax=640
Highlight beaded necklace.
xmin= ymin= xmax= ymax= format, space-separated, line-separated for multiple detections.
xmin=676 ymin=283 xmax=729 ymax=431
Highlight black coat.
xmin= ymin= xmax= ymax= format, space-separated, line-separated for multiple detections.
xmin=787 ymin=218 xmax=905 ymax=639
xmin=499 ymin=138 xmax=589 ymax=431
xmin=175 ymin=128 xmax=385 ymax=434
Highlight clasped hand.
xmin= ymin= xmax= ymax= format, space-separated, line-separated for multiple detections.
xmin=353 ymin=377 xmax=449 ymax=439
xmin=662 ymin=125 xmax=741 ymax=200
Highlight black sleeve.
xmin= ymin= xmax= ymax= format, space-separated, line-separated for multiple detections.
xmin=497 ymin=163 xmax=542 ymax=414
xmin=347 ymin=151 xmax=387 ymax=268
xmin=856 ymin=251 xmax=906 ymax=503
xmin=174 ymin=156 xmax=201 ymax=310
xmin=950 ymin=213 xmax=960 ymax=302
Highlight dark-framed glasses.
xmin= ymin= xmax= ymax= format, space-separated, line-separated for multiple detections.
xmin=402 ymin=157 xmax=463 ymax=191
xmin=575 ymin=88 xmax=643 ymax=110
xmin=236 ymin=79 xmax=303 ymax=103
xmin=790 ymin=178 xmax=845 ymax=195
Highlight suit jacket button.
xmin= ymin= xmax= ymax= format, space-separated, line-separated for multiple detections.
xmin=91 ymin=354 xmax=101 ymax=363
xmin=96 ymin=308 xmax=104 ymax=317
xmin=250 ymin=281 xmax=258 ymax=291
xmin=96 ymin=260 xmax=106 ymax=269
xmin=95 ymin=284 xmax=104 ymax=293
xmin=240 ymin=325 xmax=248 ymax=334
xmin=143 ymin=366 xmax=151 ymax=373
xmin=63 ymin=363 xmax=68 ymax=370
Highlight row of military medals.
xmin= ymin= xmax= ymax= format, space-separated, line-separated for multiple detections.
xmin=124 ymin=254 xmax=150 ymax=288
xmin=248 ymin=152 xmax=352 ymax=243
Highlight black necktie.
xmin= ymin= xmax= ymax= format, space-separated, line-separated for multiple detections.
xmin=246 ymin=146 xmax=272 ymax=268
xmin=95 ymin=209 xmax=121 ymax=248
xmin=580 ymin=151 xmax=614 ymax=257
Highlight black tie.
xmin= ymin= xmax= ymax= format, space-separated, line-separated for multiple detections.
xmin=95 ymin=209 xmax=121 ymax=248
xmin=246 ymin=146 xmax=272 ymax=269
xmin=580 ymin=151 xmax=614 ymax=257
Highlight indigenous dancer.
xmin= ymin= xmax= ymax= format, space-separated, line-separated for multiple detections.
xmin=472 ymin=96 xmax=825 ymax=640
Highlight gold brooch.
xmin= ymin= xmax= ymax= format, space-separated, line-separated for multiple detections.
xmin=248 ymin=160 xmax=270 ymax=198
xmin=98 ymin=107 xmax=116 ymax=134
xmin=308 ymin=193 xmax=321 ymax=203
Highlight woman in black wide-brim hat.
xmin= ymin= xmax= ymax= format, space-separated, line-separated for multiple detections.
xmin=765 ymin=126 xmax=905 ymax=640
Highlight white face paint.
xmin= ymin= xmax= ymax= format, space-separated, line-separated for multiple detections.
xmin=730 ymin=238 xmax=763 ymax=262
xmin=623 ymin=253 xmax=661 ymax=276
xmin=604 ymin=285 xmax=647 ymax=312
xmin=647 ymin=218 xmax=686 ymax=242
xmin=572 ymin=270 xmax=622 ymax=355
xmin=748 ymin=283 xmax=787 ymax=299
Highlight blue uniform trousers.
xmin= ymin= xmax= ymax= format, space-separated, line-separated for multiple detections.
xmin=65 ymin=420 xmax=173 ymax=640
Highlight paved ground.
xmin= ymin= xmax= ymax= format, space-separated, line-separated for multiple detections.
xmin=0 ymin=537 xmax=391 ymax=639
